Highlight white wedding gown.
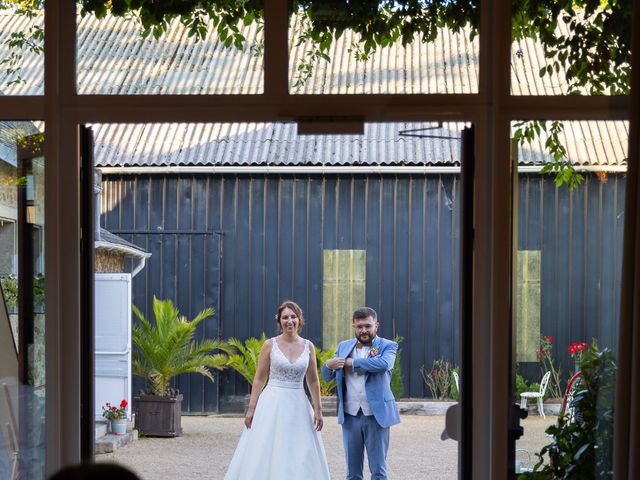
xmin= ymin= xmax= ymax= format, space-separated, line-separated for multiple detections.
xmin=225 ymin=337 xmax=331 ymax=480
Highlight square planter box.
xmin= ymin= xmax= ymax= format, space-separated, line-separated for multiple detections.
xmin=321 ymin=396 xmax=338 ymax=416
xmin=134 ymin=393 xmax=183 ymax=437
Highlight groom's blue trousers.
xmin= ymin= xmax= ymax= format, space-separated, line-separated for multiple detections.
xmin=342 ymin=411 xmax=390 ymax=480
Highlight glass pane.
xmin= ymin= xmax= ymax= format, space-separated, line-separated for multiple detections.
xmin=76 ymin=12 xmax=264 ymax=95
xmin=511 ymin=120 xmax=628 ymax=475
xmin=0 ymin=122 xmax=46 ymax=479
xmin=289 ymin=9 xmax=479 ymax=94
xmin=0 ymin=5 xmax=45 ymax=95
xmin=511 ymin=4 xmax=631 ymax=95
xmin=92 ymin=121 xmax=465 ymax=477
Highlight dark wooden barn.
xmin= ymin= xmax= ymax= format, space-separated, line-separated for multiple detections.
xmin=99 ymin=121 xmax=627 ymax=412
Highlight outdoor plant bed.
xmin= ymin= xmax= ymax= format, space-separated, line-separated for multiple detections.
xmin=543 ymin=399 xmax=562 ymax=416
xmin=396 ymin=399 xmax=457 ymax=415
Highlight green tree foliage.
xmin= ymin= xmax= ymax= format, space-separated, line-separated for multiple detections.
xmin=0 ymin=1 xmax=44 ymax=86
xmin=225 ymin=333 xmax=268 ymax=386
xmin=131 ymin=296 xmax=232 ymax=397
xmin=4 ymin=0 xmax=632 ymax=96
xmin=3 ymin=1 xmax=631 ymax=188
xmin=76 ymin=1 xmax=631 ymax=97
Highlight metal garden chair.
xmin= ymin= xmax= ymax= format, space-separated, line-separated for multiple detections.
xmin=519 ymin=370 xmax=551 ymax=418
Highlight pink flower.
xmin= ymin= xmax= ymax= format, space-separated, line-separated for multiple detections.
xmin=369 ymin=347 xmax=379 ymax=358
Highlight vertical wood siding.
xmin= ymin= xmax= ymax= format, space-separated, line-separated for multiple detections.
xmin=102 ymin=172 xmax=625 ymax=409
xmin=517 ymin=173 xmax=625 ymax=385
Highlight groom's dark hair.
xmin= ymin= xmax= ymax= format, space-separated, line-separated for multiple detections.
xmin=352 ymin=307 xmax=377 ymax=322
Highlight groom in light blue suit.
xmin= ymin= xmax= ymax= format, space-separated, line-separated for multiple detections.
xmin=321 ymin=307 xmax=400 ymax=480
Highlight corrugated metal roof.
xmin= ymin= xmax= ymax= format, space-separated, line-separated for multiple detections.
xmin=0 ymin=120 xmax=40 ymax=167
xmin=0 ymin=13 xmax=629 ymax=168
xmin=91 ymin=121 xmax=466 ymax=167
xmin=0 ymin=12 xmax=612 ymax=96
xmin=91 ymin=119 xmax=627 ymax=168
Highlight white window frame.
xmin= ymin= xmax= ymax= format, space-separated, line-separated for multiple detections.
xmin=0 ymin=0 xmax=636 ymax=477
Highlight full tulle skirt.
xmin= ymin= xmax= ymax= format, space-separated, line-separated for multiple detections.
xmin=224 ymin=382 xmax=330 ymax=480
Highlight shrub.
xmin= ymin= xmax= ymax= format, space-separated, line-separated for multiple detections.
xmin=524 ymin=342 xmax=615 ymax=479
xmin=419 ymin=359 xmax=457 ymax=400
xmin=537 ymin=334 xmax=564 ymax=400
xmin=391 ymin=336 xmax=405 ymax=399
xmin=515 ymin=373 xmax=540 ymax=399
xmin=316 ymin=345 xmax=337 ymax=396
xmin=226 ymin=334 xmax=268 ymax=386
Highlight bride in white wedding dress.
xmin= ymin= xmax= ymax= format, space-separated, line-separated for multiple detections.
xmin=224 ymin=300 xmax=331 ymax=480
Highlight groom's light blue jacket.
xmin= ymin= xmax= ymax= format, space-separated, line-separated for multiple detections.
xmin=321 ymin=335 xmax=401 ymax=428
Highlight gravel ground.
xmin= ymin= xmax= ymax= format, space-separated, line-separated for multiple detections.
xmin=98 ymin=414 xmax=555 ymax=479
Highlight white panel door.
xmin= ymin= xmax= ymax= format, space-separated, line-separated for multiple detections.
xmin=94 ymin=273 xmax=131 ymax=422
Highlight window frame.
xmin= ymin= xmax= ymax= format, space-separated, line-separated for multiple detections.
xmin=0 ymin=0 xmax=635 ymax=478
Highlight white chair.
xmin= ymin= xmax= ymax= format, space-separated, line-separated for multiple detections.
xmin=520 ymin=371 xmax=551 ymax=418
xmin=452 ymin=371 xmax=460 ymax=397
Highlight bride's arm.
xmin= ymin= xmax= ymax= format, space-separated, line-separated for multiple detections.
xmin=306 ymin=343 xmax=324 ymax=432
xmin=245 ymin=339 xmax=271 ymax=428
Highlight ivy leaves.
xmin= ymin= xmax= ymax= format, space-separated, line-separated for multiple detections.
xmin=513 ymin=120 xmax=584 ymax=191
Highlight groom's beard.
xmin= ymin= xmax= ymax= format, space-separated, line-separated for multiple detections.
xmin=355 ymin=332 xmax=373 ymax=345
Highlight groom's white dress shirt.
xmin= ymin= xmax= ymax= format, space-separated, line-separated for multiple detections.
xmin=344 ymin=345 xmax=373 ymax=416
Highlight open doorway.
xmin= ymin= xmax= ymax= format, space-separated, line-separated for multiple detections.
xmin=86 ymin=120 xmax=468 ymax=479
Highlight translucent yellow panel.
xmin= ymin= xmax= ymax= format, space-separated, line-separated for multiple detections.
xmin=516 ymin=250 xmax=541 ymax=362
xmin=322 ymin=250 xmax=366 ymax=348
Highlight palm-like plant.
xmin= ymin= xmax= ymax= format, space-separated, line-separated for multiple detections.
xmin=132 ymin=296 xmax=232 ymax=397
xmin=316 ymin=346 xmax=337 ymax=396
xmin=225 ymin=334 xmax=267 ymax=386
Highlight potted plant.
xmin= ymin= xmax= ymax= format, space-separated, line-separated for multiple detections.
xmin=102 ymin=399 xmax=128 ymax=435
xmin=132 ymin=296 xmax=232 ymax=436
xmin=223 ymin=334 xmax=267 ymax=412
xmin=316 ymin=346 xmax=337 ymax=414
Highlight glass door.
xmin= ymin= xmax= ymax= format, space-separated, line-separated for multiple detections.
xmin=15 ymin=133 xmax=46 ymax=479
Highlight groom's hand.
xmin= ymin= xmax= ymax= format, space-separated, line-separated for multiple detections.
xmin=326 ymin=357 xmax=346 ymax=370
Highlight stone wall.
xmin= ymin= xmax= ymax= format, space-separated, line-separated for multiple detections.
xmin=95 ymin=250 xmax=125 ymax=272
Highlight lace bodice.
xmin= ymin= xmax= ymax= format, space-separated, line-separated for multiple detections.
xmin=269 ymin=337 xmax=309 ymax=387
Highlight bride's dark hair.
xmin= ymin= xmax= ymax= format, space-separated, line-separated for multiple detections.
xmin=275 ymin=300 xmax=305 ymax=333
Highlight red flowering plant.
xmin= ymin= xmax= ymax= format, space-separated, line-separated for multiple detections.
xmin=568 ymin=341 xmax=589 ymax=370
xmin=536 ymin=335 xmax=564 ymax=400
xmin=101 ymin=399 xmax=128 ymax=421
